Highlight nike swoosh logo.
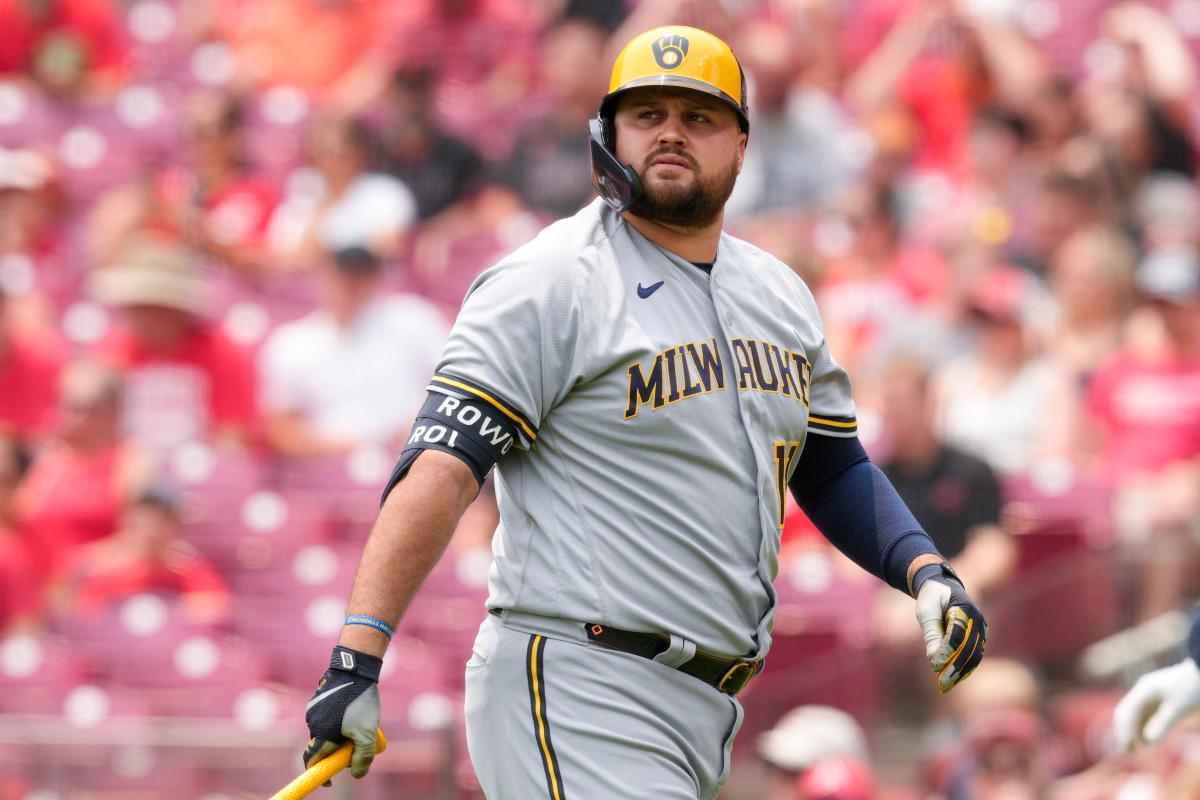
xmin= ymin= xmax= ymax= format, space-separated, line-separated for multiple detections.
xmin=306 ymin=681 xmax=354 ymax=712
xmin=637 ymin=281 xmax=664 ymax=299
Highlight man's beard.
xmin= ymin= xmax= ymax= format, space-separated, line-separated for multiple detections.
xmin=627 ymin=151 xmax=739 ymax=229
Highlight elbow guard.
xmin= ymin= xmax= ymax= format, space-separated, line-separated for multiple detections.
xmin=380 ymin=390 xmax=521 ymax=504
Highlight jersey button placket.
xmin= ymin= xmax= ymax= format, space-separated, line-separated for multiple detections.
xmin=711 ymin=281 xmax=777 ymax=651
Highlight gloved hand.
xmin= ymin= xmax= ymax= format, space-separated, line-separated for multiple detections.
xmin=303 ymin=646 xmax=383 ymax=782
xmin=1113 ymin=658 xmax=1200 ymax=752
xmin=913 ymin=562 xmax=987 ymax=693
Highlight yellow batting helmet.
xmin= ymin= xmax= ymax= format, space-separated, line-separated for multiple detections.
xmin=588 ymin=26 xmax=748 ymax=212
xmin=599 ymin=26 xmax=748 ymax=132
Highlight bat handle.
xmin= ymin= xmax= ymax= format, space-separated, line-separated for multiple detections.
xmin=269 ymin=729 xmax=388 ymax=800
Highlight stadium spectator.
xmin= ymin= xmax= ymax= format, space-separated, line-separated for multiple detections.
xmin=496 ymin=16 xmax=609 ymax=217
xmin=47 ymin=484 xmax=230 ymax=625
xmin=1085 ymin=247 xmax=1200 ymax=620
xmin=913 ymin=105 xmax=1037 ymax=259
xmin=91 ymin=239 xmax=256 ymax=452
xmin=941 ymin=710 xmax=1049 ymax=800
xmin=725 ymin=15 xmax=862 ymax=219
xmin=87 ymin=90 xmax=279 ymax=277
xmin=199 ymin=0 xmax=389 ymax=107
xmin=381 ymin=68 xmax=485 ymax=220
xmin=0 ymin=282 xmax=65 ymax=440
xmin=0 ymin=436 xmax=38 ymax=632
xmin=258 ymin=246 xmax=447 ymax=457
xmin=13 ymin=360 xmax=152 ymax=584
xmin=817 ymin=182 xmax=949 ymax=381
xmin=757 ymin=705 xmax=874 ymax=800
xmin=1021 ymin=169 xmax=1105 ymax=277
xmin=268 ymin=115 xmax=416 ymax=265
xmin=1087 ymin=2 xmax=1197 ymax=183
xmin=1134 ymin=173 xmax=1200 ymax=254
xmin=380 ymin=0 xmax=541 ymax=159
xmin=0 ymin=146 xmax=71 ymax=330
xmin=1024 ymin=76 xmax=1081 ymax=170
xmin=845 ymin=2 xmax=1046 ymax=181
xmin=879 ymin=356 xmax=1015 ymax=598
xmin=794 ymin=758 xmax=876 ymax=800
xmin=1045 ymin=226 xmax=1137 ymax=390
xmin=933 ymin=265 xmax=1075 ymax=476
xmin=0 ymin=0 xmax=129 ymax=99
xmin=929 ymin=658 xmax=1052 ymax=800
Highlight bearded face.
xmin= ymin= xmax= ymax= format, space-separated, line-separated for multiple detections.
xmin=613 ymin=87 xmax=746 ymax=230
xmin=627 ymin=145 xmax=741 ymax=229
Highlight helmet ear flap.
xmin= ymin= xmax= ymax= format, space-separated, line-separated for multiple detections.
xmin=589 ymin=116 xmax=642 ymax=213
xmin=600 ymin=114 xmax=616 ymax=149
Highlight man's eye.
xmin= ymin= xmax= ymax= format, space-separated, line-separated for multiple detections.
xmin=689 ymin=113 xmax=710 ymax=123
xmin=638 ymin=110 xmax=660 ymax=119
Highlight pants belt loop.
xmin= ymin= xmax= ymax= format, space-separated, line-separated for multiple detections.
xmin=652 ymin=634 xmax=696 ymax=668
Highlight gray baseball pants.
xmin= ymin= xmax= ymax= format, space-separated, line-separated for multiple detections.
xmin=464 ymin=610 xmax=744 ymax=800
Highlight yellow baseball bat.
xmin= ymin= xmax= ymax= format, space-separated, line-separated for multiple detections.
xmin=269 ymin=729 xmax=388 ymax=800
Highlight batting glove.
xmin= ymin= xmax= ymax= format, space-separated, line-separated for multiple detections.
xmin=304 ymin=646 xmax=382 ymax=781
xmin=1114 ymin=658 xmax=1200 ymax=752
xmin=913 ymin=563 xmax=987 ymax=693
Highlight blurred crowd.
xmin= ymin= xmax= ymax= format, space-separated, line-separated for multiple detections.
xmin=2 ymin=0 xmax=1200 ymax=797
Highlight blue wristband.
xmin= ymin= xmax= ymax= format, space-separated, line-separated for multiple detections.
xmin=344 ymin=615 xmax=395 ymax=639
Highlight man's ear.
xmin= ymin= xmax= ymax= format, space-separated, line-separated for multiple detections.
xmin=736 ymin=132 xmax=748 ymax=174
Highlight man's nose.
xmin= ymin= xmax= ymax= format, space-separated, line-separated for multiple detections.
xmin=656 ymin=114 xmax=686 ymax=146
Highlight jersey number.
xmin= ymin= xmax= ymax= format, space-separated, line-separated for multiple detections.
xmin=773 ymin=441 xmax=802 ymax=529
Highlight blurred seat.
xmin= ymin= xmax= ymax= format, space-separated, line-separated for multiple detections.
xmin=990 ymin=519 xmax=1120 ymax=669
xmin=27 ymin=746 xmax=204 ymax=797
xmin=402 ymin=550 xmax=490 ymax=689
xmin=0 ymin=632 xmax=91 ymax=714
xmin=182 ymin=486 xmax=328 ymax=576
xmin=735 ymin=621 xmax=880 ymax=754
xmin=1002 ymin=467 xmax=1113 ymax=543
xmin=268 ymin=448 xmax=394 ymax=544
xmin=231 ymin=542 xmax=365 ymax=687
xmin=54 ymin=593 xmax=223 ymax=683
xmin=166 ymin=442 xmax=264 ymax=509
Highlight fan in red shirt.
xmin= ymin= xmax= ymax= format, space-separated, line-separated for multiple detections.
xmin=0 ymin=0 xmax=128 ymax=98
xmin=91 ymin=240 xmax=256 ymax=453
xmin=1088 ymin=249 xmax=1200 ymax=483
xmin=1086 ymin=248 xmax=1200 ymax=621
xmin=87 ymin=91 xmax=279 ymax=277
xmin=844 ymin=0 xmax=1046 ymax=182
xmin=49 ymin=484 xmax=230 ymax=625
xmin=13 ymin=360 xmax=152 ymax=583
xmin=0 ymin=283 xmax=65 ymax=440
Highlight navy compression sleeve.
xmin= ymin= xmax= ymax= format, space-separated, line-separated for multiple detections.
xmin=1189 ymin=611 xmax=1200 ymax=664
xmin=788 ymin=435 xmax=940 ymax=594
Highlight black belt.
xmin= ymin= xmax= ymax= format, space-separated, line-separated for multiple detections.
xmin=487 ymin=609 xmax=762 ymax=695
xmin=584 ymin=622 xmax=762 ymax=696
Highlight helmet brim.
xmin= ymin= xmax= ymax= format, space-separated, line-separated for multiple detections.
xmin=599 ymin=75 xmax=749 ymax=132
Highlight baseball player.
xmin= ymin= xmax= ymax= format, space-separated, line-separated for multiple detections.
xmin=302 ymin=26 xmax=987 ymax=799
xmin=1114 ymin=611 xmax=1200 ymax=751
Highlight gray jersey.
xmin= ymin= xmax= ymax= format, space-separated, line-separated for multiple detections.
xmin=431 ymin=199 xmax=856 ymax=659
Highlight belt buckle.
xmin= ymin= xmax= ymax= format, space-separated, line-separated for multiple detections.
xmin=716 ymin=661 xmax=758 ymax=695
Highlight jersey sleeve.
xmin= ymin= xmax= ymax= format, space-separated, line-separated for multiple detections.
xmin=781 ymin=261 xmax=858 ymax=439
xmin=430 ymin=247 xmax=584 ymax=450
xmin=806 ymin=335 xmax=858 ymax=438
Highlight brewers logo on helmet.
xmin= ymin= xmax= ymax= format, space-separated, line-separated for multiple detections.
xmin=589 ymin=26 xmax=748 ymax=212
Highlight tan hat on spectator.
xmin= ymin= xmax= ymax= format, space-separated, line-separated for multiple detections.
xmin=92 ymin=240 xmax=208 ymax=315
xmin=758 ymin=705 xmax=869 ymax=772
